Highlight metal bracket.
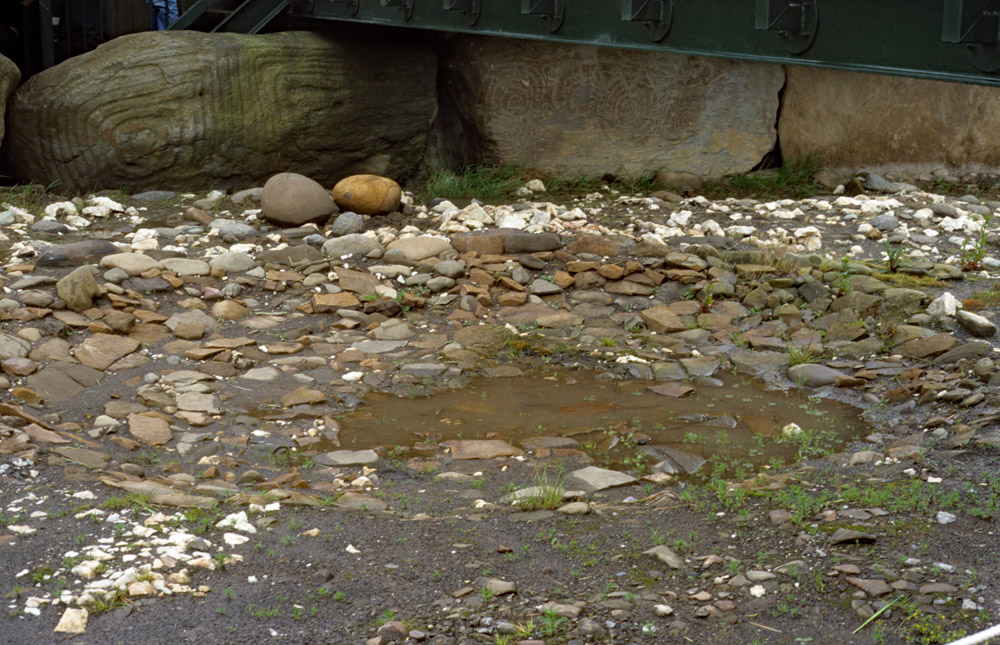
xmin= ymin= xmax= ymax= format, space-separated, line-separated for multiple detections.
xmin=521 ymin=0 xmax=564 ymax=33
xmin=943 ymin=0 xmax=1000 ymax=72
xmin=444 ymin=0 xmax=481 ymax=26
xmin=381 ymin=0 xmax=414 ymax=20
xmin=330 ymin=0 xmax=358 ymax=15
xmin=621 ymin=0 xmax=673 ymax=42
xmin=754 ymin=0 xmax=819 ymax=55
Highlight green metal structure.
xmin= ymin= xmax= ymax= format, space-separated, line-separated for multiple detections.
xmin=261 ymin=0 xmax=1000 ymax=87
xmin=21 ymin=0 xmax=1000 ymax=87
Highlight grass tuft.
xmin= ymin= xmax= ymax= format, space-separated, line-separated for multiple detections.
xmin=704 ymin=154 xmax=824 ymax=199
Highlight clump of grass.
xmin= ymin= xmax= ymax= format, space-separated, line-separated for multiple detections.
xmin=416 ymin=164 xmax=664 ymax=203
xmin=517 ymin=467 xmax=567 ymax=511
xmin=100 ymin=493 xmax=153 ymax=512
xmin=705 ymin=154 xmax=824 ymax=199
xmin=787 ymin=344 xmax=824 ymax=366
xmin=418 ymin=164 xmax=525 ymax=202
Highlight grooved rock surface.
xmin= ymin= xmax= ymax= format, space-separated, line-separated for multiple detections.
xmin=0 ymin=54 xmax=20 ymax=150
xmin=436 ymin=36 xmax=783 ymax=178
xmin=7 ymin=31 xmax=437 ymax=192
xmin=780 ymin=66 xmax=1000 ymax=172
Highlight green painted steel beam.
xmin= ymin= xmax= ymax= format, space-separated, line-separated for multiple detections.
xmin=286 ymin=0 xmax=1000 ymax=87
xmin=213 ymin=0 xmax=290 ymax=32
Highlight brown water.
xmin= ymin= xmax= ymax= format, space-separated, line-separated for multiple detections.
xmin=332 ymin=370 xmax=869 ymax=475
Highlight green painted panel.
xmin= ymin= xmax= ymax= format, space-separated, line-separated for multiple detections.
xmin=286 ymin=0 xmax=1000 ymax=86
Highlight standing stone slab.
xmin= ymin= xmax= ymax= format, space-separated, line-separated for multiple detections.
xmin=8 ymin=31 xmax=437 ymax=191
xmin=780 ymin=66 xmax=1000 ymax=172
xmin=437 ymin=36 xmax=783 ymax=177
xmin=0 ymin=54 xmax=19 ymax=150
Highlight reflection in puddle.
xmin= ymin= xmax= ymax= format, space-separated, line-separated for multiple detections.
xmin=333 ymin=370 xmax=869 ymax=475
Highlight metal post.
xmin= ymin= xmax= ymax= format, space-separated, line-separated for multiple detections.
xmin=37 ymin=0 xmax=54 ymax=68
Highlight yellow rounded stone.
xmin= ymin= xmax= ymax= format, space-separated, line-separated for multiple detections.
xmin=332 ymin=174 xmax=401 ymax=215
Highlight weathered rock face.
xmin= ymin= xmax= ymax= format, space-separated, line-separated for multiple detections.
xmin=435 ymin=36 xmax=783 ymax=178
xmin=0 ymin=54 xmax=21 ymax=149
xmin=779 ymin=66 xmax=1000 ymax=173
xmin=7 ymin=31 xmax=437 ymax=192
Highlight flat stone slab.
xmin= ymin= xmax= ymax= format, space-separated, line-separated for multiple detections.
xmin=351 ymin=340 xmax=409 ymax=354
xmin=568 ymin=466 xmax=637 ymax=492
xmin=127 ymin=413 xmax=172 ymax=446
xmin=314 ymin=450 xmax=379 ymax=466
xmin=74 ymin=335 xmax=140 ymax=370
xmin=53 ymin=447 xmax=110 ymax=470
xmin=644 ymin=545 xmax=684 ymax=569
xmin=335 ymin=492 xmax=389 ymax=511
xmin=25 ymin=367 xmax=85 ymax=402
xmin=444 ymin=439 xmax=524 ymax=460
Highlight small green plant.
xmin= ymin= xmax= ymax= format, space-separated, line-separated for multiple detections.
xmin=376 ymin=608 xmax=398 ymax=626
xmin=960 ymin=212 xmax=994 ymax=271
xmin=248 ymin=604 xmax=280 ymax=620
xmin=540 ymin=606 xmax=568 ymax=636
xmin=882 ymin=240 xmax=908 ymax=272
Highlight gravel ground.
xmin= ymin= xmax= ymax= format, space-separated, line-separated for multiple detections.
xmin=0 ymin=173 xmax=997 ymax=645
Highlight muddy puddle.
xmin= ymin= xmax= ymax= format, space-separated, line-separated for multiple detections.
xmin=328 ymin=370 xmax=869 ymax=476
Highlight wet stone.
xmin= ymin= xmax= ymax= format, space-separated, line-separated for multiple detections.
xmin=787 ymin=363 xmax=845 ymax=387
xmin=445 ymin=439 xmax=523 ymax=460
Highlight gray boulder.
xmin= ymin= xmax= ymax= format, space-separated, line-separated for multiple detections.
xmin=7 ymin=31 xmax=437 ymax=191
xmin=260 ymin=173 xmax=334 ymax=227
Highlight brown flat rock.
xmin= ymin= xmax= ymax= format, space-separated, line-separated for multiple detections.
xmin=648 ymin=382 xmax=695 ymax=398
xmin=22 ymin=423 xmax=70 ymax=444
xmin=74 ymin=335 xmax=140 ymax=370
xmin=846 ymin=577 xmax=892 ymax=598
xmin=640 ymin=306 xmax=689 ymax=333
xmin=204 ymin=337 xmax=256 ymax=349
xmin=127 ymin=413 xmax=172 ymax=446
xmin=335 ymin=267 xmax=380 ymax=296
xmin=53 ymin=446 xmax=110 ymax=470
xmin=897 ymin=333 xmax=958 ymax=358
xmin=25 ymin=368 xmax=86 ymax=402
xmin=280 ymin=387 xmax=326 ymax=407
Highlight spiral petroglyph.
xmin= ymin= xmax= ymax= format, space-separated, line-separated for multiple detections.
xmin=7 ymin=31 xmax=437 ymax=192
xmin=443 ymin=36 xmax=783 ymax=178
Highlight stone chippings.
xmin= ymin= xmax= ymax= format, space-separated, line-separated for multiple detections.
xmin=0 ymin=173 xmax=998 ymax=640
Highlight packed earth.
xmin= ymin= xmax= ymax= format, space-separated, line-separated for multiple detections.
xmin=0 ymin=168 xmax=999 ymax=645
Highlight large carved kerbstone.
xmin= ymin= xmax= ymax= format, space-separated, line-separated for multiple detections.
xmin=437 ymin=36 xmax=783 ymax=178
xmin=7 ymin=32 xmax=437 ymax=192
xmin=0 ymin=54 xmax=21 ymax=149
xmin=780 ymin=66 xmax=1000 ymax=173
